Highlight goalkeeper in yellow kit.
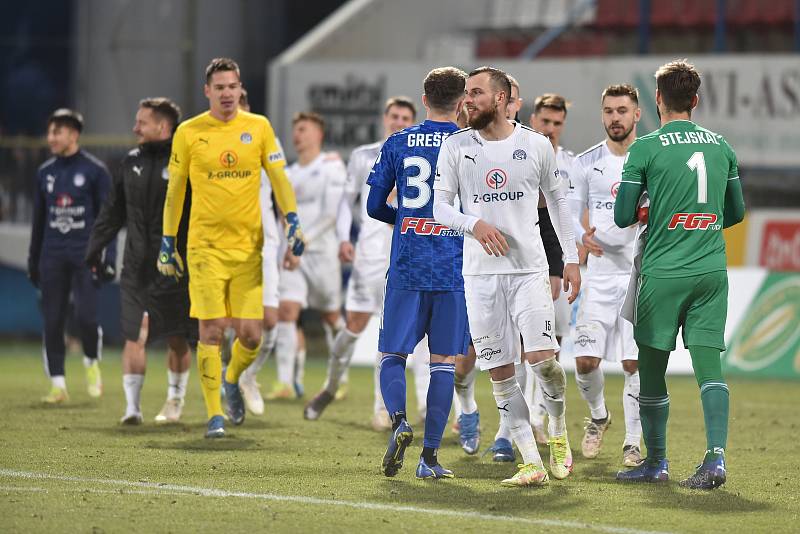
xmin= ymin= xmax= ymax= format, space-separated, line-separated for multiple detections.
xmin=158 ymin=57 xmax=305 ymax=438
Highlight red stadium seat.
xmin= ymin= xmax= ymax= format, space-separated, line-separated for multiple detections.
xmin=594 ymin=0 xmax=641 ymax=29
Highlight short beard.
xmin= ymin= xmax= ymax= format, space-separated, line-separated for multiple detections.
xmin=468 ymin=103 xmax=497 ymax=130
xmin=605 ymin=123 xmax=634 ymax=143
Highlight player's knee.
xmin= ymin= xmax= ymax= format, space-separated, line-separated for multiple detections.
xmin=345 ymin=311 xmax=370 ymax=334
xmin=199 ymin=322 xmax=225 ymax=346
xmin=278 ymin=301 xmax=300 ymax=322
xmin=575 ymin=356 xmax=600 ymax=375
xmin=533 ymin=357 xmax=566 ymax=386
xmin=622 ymin=360 xmax=638 ymax=374
xmin=263 ymin=307 xmax=278 ymax=330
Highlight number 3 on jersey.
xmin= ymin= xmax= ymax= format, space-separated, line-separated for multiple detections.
xmin=402 ymin=156 xmax=432 ymax=209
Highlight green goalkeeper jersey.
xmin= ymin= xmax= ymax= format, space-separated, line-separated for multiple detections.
xmin=614 ymin=119 xmax=745 ymax=278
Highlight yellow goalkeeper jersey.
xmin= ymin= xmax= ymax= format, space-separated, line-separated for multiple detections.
xmin=163 ymin=110 xmax=297 ymax=250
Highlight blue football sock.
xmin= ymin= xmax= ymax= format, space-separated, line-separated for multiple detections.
xmin=423 ymin=362 xmax=455 ymax=450
xmin=379 ymin=354 xmax=407 ymax=424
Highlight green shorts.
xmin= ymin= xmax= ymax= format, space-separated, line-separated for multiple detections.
xmin=634 ymin=270 xmax=728 ymax=352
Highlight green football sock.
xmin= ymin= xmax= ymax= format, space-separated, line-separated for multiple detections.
xmin=689 ymin=345 xmax=729 ymax=455
xmin=638 ymin=345 xmax=671 ymax=462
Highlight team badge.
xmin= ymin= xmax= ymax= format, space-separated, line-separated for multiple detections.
xmin=162 ymin=167 xmax=169 ymax=180
xmin=240 ymin=132 xmax=252 ymax=144
xmin=219 ymin=150 xmax=238 ymax=168
xmin=611 ymin=181 xmax=620 ymax=198
xmin=513 ymin=149 xmax=526 ymax=160
xmin=485 ymin=168 xmax=507 ymax=189
xmin=73 ymin=173 xmax=86 ymax=187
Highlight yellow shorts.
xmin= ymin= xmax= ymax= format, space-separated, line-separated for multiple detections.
xmin=186 ymin=247 xmax=263 ymax=320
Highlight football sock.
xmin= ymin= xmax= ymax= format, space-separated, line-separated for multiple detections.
xmin=373 ymin=351 xmax=385 ymax=414
xmin=122 ymin=374 xmax=144 ymax=415
xmin=322 ymin=319 xmax=343 ymax=354
xmin=454 ymin=365 xmax=478 ymax=415
xmin=325 ymin=328 xmax=359 ymax=394
xmin=274 ymin=321 xmax=297 ymax=386
xmin=167 ymin=370 xmax=189 ymax=401
xmin=411 ymin=349 xmax=430 ymax=416
xmin=491 ymin=376 xmax=542 ymax=466
xmin=690 ymin=344 xmax=729 ymax=453
xmin=51 ymin=375 xmax=66 ymax=390
xmin=421 ymin=447 xmax=438 ymax=466
xmin=242 ymin=327 xmax=277 ymax=380
xmin=530 ymin=374 xmax=547 ymax=427
xmin=622 ymin=370 xmax=642 ymax=446
xmin=295 ymin=347 xmax=307 ymax=388
xmin=575 ymin=366 xmax=607 ymax=420
xmin=424 ymin=362 xmax=455 ymax=450
xmin=529 ymin=358 xmax=567 ymax=437
xmin=226 ymin=338 xmax=260 ymax=384
xmin=380 ymin=354 xmax=407 ymax=426
xmin=495 ymin=421 xmax=512 ymax=442
xmin=638 ymin=344 xmax=670 ymax=462
xmin=197 ymin=342 xmax=223 ymax=418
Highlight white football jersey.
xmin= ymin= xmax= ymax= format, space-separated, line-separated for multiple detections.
xmin=435 ymin=123 xmax=562 ymax=275
xmin=259 ymin=169 xmax=280 ymax=248
xmin=569 ymin=140 xmax=637 ymax=275
xmin=345 ymin=141 xmax=392 ymax=265
xmin=556 ymin=146 xmax=579 ymax=191
xmin=286 ymin=152 xmax=347 ymax=253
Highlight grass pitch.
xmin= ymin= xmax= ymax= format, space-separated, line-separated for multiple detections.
xmin=1 ymin=340 xmax=798 ymax=533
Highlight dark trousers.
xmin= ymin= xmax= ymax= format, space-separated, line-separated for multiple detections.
xmin=39 ymin=253 xmax=100 ymax=377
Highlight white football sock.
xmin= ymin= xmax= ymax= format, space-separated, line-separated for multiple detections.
xmin=275 ymin=321 xmax=297 ymax=385
xmin=454 ymin=365 xmax=478 ymax=415
xmin=373 ymin=351 xmax=385 ymax=414
xmin=123 ymin=374 xmax=144 ymax=415
xmin=530 ymin=375 xmax=547 ymax=427
xmin=325 ymin=328 xmax=359 ymax=394
xmin=623 ymin=370 xmax=642 ymax=446
xmin=322 ymin=318 xmax=344 ymax=353
xmin=529 ymin=358 xmax=567 ymax=437
xmin=575 ymin=366 xmax=608 ymax=420
xmin=51 ymin=375 xmax=66 ymax=390
xmin=411 ymin=345 xmax=430 ymax=415
xmin=491 ymin=376 xmax=542 ymax=466
xmin=295 ymin=347 xmax=307 ymax=387
xmin=167 ymin=370 xmax=189 ymax=401
xmin=242 ymin=327 xmax=277 ymax=382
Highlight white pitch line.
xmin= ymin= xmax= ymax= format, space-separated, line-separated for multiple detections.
xmin=0 ymin=469 xmax=672 ymax=534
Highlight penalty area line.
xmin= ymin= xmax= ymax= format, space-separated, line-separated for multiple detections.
xmin=0 ymin=468 xmax=672 ymax=534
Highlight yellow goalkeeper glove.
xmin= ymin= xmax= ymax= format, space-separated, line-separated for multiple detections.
xmin=156 ymin=236 xmax=184 ymax=281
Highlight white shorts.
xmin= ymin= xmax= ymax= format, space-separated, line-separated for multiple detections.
xmin=262 ymin=243 xmax=280 ymax=308
xmin=553 ymin=288 xmax=571 ymax=338
xmin=278 ymin=250 xmax=342 ymax=311
xmin=344 ymin=256 xmax=387 ymax=314
xmin=574 ymin=273 xmax=638 ymax=362
xmin=466 ymin=272 xmax=558 ymax=372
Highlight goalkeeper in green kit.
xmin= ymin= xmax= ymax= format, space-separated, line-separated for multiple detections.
xmin=613 ymin=60 xmax=745 ymax=489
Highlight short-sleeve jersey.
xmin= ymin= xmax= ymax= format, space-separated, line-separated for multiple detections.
xmin=165 ymin=110 xmax=286 ymax=250
xmin=434 ymin=123 xmax=562 ymax=275
xmin=619 ymin=120 xmax=739 ymax=278
xmin=367 ymin=120 xmax=463 ymax=291
xmin=347 ymin=141 xmax=392 ymax=265
xmin=570 ymin=140 xmax=637 ymax=275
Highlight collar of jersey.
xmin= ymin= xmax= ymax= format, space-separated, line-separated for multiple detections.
xmin=474 ymin=121 xmax=518 ymax=144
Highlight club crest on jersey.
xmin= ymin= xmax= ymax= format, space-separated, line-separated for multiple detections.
xmin=240 ymin=132 xmax=252 ymax=144
xmin=73 ymin=173 xmax=86 ymax=187
xmin=513 ymin=149 xmax=526 ymax=160
xmin=56 ymin=193 xmax=73 ymax=207
xmin=611 ymin=181 xmax=620 ymax=198
xmin=485 ymin=168 xmax=507 ymax=189
xmin=220 ymin=150 xmax=238 ymax=168
xmin=667 ymin=213 xmax=721 ymax=231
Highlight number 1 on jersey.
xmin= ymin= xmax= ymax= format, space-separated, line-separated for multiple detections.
xmin=686 ymin=151 xmax=707 ymax=204
xmin=402 ymin=156 xmax=432 ymax=209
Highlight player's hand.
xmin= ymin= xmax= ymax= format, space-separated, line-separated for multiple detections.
xmin=472 ymin=219 xmax=509 ymax=257
xmin=339 ymin=241 xmax=355 ymax=263
xmin=283 ymin=249 xmax=300 ymax=271
xmin=156 ymin=236 xmax=184 ymax=281
xmin=562 ymin=263 xmax=581 ymax=304
xmin=27 ymin=257 xmax=40 ymax=289
xmin=577 ymin=243 xmax=589 ymax=265
xmin=581 ymin=226 xmax=604 ymax=257
xmin=86 ymin=252 xmax=116 ymax=283
xmin=285 ymin=212 xmax=305 ymax=257
xmin=549 ymin=275 xmax=561 ymax=301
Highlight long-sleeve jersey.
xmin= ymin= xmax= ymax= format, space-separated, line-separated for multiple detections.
xmin=286 ymin=152 xmax=347 ymax=254
xmin=29 ymin=149 xmax=116 ymax=265
xmin=162 ymin=110 xmax=297 ymax=251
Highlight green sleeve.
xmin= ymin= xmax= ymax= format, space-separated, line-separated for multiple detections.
xmin=722 ymin=141 xmax=745 ymax=228
xmin=614 ymin=141 xmax=646 ymax=228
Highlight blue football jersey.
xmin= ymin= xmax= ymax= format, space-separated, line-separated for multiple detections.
xmin=367 ymin=120 xmax=463 ymax=292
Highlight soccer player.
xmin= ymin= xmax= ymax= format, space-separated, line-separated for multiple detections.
xmin=303 ymin=97 xmax=424 ymax=425
xmin=367 ymin=67 xmax=469 ymax=480
xmin=87 ymin=97 xmax=194 ymax=424
xmin=568 ymin=84 xmax=644 ymax=467
xmin=28 ymin=108 xmax=116 ymax=403
xmin=269 ymin=112 xmax=346 ymax=400
xmin=434 ymin=67 xmax=580 ymax=486
xmin=614 ymin=60 xmax=744 ymax=488
xmin=158 ymin=58 xmax=304 ymax=438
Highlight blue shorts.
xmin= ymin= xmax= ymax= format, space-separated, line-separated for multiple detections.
xmin=379 ymin=287 xmax=470 ymax=356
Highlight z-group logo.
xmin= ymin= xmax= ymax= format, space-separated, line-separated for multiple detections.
xmin=400 ymin=217 xmax=462 ymax=236
xmin=667 ymin=213 xmax=721 ymax=231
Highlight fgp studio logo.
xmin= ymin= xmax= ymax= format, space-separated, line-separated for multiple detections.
xmin=220 ymin=150 xmax=238 ymax=168
xmin=485 ymin=168 xmax=507 ymax=189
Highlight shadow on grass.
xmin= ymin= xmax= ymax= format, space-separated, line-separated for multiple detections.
xmin=638 ymin=482 xmax=773 ymax=514
xmin=144 ymin=437 xmax=261 ymax=452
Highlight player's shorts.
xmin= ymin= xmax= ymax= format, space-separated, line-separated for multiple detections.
xmin=574 ymin=273 xmax=637 ymax=362
xmin=635 ymin=270 xmax=728 ymax=352
xmin=186 ymin=247 xmax=263 ymax=320
xmin=379 ymin=285 xmax=470 ymax=356
xmin=262 ymin=243 xmax=280 ymax=309
xmin=120 ymin=278 xmax=196 ymax=343
xmin=278 ymin=250 xmax=342 ymax=311
xmin=466 ymin=271 xmax=559 ymax=372
xmin=345 ymin=256 xmax=388 ymax=314
xmin=553 ymin=287 xmax=571 ymax=338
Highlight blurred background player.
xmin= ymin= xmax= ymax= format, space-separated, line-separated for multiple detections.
xmin=304 ymin=97 xmax=433 ymax=427
xmin=434 ymin=66 xmax=580 ymax=486
xmin=270 ymin=112 xmax=346 ymax=400
xmin=28 ymin=108 xmax=116 ymax=403
xmin=86 ymin=97 xmax=194 ymax=425
xmin=158 ymin=57 xmax=304 ymax=438
xmin=615 ymin=60 xmax=744 ymax=489
xmin=568 ymin=84 xmax=643 ymax=467
xmin=368 ymin=67 xmax=469 ymax=480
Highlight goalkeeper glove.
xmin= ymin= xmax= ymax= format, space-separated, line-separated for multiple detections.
xmin=86 ymin=252 xmax=116 ymax=284
xmin=285 ymin=212 xmax=305 ymax=256
xmin=156 ymin=236 xmax=184 ymax=281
